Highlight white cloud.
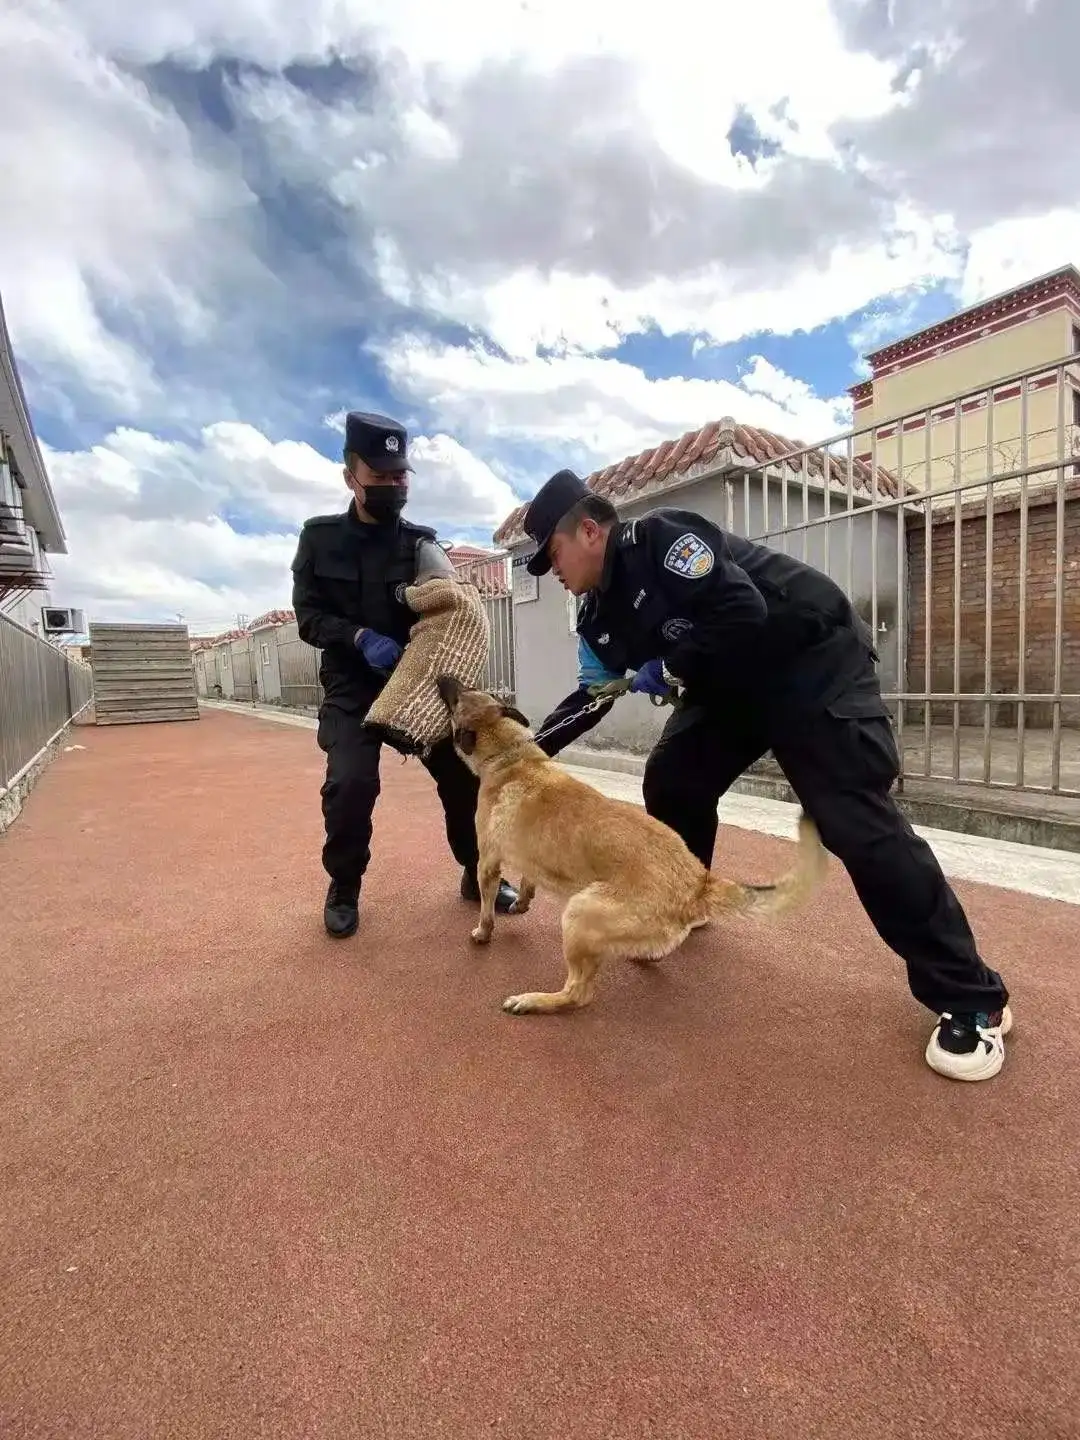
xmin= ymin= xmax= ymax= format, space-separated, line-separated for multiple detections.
xmin=232 ymin=51 xmax=935 ymax=357
xmin=42 ymin=422 xmax=517 ymax=628
xmin=0 ymin=1 xmax=260 ymax=415
xmin=378 ymin=336 xmax=853 ymax=473
xmin=9 ymin=0 xmax=1080 ymax=640
xmin=958 ymin=211 xmax=1080 ymax=309
xmin=369 ymin=219 xmax=967 ymax=360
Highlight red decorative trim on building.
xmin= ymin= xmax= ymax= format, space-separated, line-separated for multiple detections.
xmin=853 ymin=372 xmax=1064 ymax=456
xmin=847 ymin=270 xmax=1080 ymax=401
xmin=866 ymin=268 xmax=1080 ymax=368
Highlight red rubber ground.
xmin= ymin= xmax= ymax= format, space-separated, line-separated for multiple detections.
xmin=1 ymin=708 xmax=1078 ymax=1439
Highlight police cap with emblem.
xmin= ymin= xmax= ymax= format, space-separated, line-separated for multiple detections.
xmin=343 ymin=411 xmax=413 ymax=474
xmin=523 ymin=468 xmax=592 ymax=576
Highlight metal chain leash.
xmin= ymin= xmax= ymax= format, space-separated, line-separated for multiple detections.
xmin=529 ymin=675 xmax=681 ymax=749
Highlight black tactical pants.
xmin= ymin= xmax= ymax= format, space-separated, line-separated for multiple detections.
xmin=641 ymin=691 xmax=1009 ymax=1018
xmin=316 ymin=703 xmax=480 ymax=886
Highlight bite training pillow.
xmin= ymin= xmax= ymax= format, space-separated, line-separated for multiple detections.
xmin=361 ymin=575 xmax=492 ymax=756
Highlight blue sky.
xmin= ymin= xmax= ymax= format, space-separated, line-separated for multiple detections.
xmin=3 ymin=0 xmax=1076 ymax=630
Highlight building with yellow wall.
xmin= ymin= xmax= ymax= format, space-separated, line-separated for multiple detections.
xmin=850 ymin=266 xmax=1080 ymax=505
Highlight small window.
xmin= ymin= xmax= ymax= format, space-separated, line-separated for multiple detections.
xmin=1073 ymin=324 xmax=1080 ymax=357
xmin=260 ymin=642 xmax=270 ymax=665
xmin=1073 ymin=387 xmax=1080 ymax=426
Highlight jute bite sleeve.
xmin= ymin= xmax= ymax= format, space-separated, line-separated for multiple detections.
xmin=361 ymin=575 xmax=491 ymax=756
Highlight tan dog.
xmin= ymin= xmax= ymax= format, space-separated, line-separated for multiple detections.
xmin=435 ymin=674 xmax=828 ymax=1015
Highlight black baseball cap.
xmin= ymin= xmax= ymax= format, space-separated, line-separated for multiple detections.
xmin=343 ymin=410 xmax=413 ymax=474
xmin=523 ymin=468 xmax=592 ymax=575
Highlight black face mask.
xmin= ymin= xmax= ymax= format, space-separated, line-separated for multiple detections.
xmin=362 ymin=483 xmax=407 ymax=524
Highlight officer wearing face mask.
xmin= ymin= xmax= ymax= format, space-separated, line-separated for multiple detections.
xmin=291 ymin=410 xmax=518 ymax=938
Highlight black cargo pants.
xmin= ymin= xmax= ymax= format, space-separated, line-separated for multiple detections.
xmin=640 ymin=684 xmax=1009 ymax=1019
xmin=316 ymin=702 xmax=481 ymax=886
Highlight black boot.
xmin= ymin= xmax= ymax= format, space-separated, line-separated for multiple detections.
xmin=460 ymin=869 xmax=519 ymax=914
xmin=324 ymin=879 xmax=360 ymax=937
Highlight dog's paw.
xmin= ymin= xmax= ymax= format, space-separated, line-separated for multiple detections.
xmin=507 ymin=898 xmax=530 ymax=916
xmin=471 ymin=924 xmax=493 ymax=945
xmin=502 ymin=991 xmax=547 ymax=1014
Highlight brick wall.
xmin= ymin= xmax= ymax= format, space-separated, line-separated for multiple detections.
xmin=905 ymin=480 xmax=1080 ymax=728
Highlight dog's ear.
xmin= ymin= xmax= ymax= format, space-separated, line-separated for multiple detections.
xmin=454 ymin=726 xmax=477 ymax=755
xmin=499 ymin=704 xmax=531 ymax=728
xmin=436 ymin=673 xmax=463 ymax=709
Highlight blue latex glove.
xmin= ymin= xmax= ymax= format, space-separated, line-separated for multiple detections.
xmin=355 ymin=628 xmax=402 ymax=671
xmin=629 ymin=659 xmax=668 ymax=697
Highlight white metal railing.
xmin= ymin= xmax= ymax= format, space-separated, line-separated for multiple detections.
xmin=0 ymin=612 xmax=94 ymax=794
xmin=451 ymin=551 xmax=516 ymax=701
xmin=732 ymin=348 xmax=1080 ymax=800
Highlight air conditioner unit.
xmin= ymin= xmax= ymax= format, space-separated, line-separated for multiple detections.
xmin=41 ymin=606 xmax=86 ymax=634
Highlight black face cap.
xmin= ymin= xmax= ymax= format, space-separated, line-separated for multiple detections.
xmin=343 ymin=410 xmax=413 ymax=475
xmin=522 ymin=468 xmax=592 ymax=576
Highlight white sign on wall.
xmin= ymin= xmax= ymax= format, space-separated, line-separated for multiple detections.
xmin=565 ymin=589 xmax=583 ymax=635
xmin=512 ymin=551 xmax=539 ymax=604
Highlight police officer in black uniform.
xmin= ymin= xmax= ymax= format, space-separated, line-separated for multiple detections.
xmin=521 ymin=468 xmax=1013 ymax=1082
xmin=291 ymin=411 xmax=518 ymax=937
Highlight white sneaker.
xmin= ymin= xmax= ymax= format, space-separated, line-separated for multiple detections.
xmin=925 ymin=1004 xmax=1013 ymax=1082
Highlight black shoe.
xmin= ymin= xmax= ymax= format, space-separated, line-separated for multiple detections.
xmin=460 ymin=869 xmax=519 ymax=914
xmin=324 ymin=879 xmax=360 ymax=937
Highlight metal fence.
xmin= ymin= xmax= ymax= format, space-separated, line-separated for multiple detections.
xmin=275 ymin=620 xmax=322 ymax=709
xmin=228 ymin=634 xmax=256 ymax=703
xmin=730 ymin=348 xmax=1080 ymax=801
xmin=455 ymin=551 xmax=516 ymax=701
xmin=192 ymin=550 xmax=518 ymax=713
xmin=0 ymin=612 xmax=94 ymax=794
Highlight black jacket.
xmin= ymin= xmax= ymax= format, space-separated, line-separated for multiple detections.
xmin=536 ymin=506 xmax=883 ymax=753
xmin=290 ymin=501 xmax=451 ymax=710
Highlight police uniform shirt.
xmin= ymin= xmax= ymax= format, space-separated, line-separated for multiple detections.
xmin=290 ymin=503 xmax=449 ymax=703
xmin=571 ymin=506 xmax=876 ymax=720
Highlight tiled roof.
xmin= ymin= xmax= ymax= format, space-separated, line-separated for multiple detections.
xmin=445 ymin=544 xmax=496 ymax=563
xmin=492 ymin=415 xmax=902 ymax=548
xmin=249 ymin=608 xmax=295 ymax=630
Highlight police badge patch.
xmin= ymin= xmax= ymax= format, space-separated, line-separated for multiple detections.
xmin=661 ymin=617 xmax=693 ymax=642
xmin=663 ymin=532 xmax=714 ymax=578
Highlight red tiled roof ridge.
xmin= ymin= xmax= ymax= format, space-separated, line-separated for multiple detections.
xmin=248 ymin=607 xmax=295 ymax=631
xmin=492 ymin=414 xmax=902 ymax=547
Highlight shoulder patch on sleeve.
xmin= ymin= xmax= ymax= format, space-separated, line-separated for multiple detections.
xmin=663 ymin=532 xmax=714 ymax=579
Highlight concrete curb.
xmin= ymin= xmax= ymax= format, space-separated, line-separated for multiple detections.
xmin=1 ymin=702 xmax=94 ymax=837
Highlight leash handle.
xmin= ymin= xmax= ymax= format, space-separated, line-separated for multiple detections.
xmin=586 ymin=677 xmax=682 ymax=708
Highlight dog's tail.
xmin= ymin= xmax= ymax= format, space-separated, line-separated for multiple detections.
xmin=703 ymin=811 xmax=828 ymax=921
